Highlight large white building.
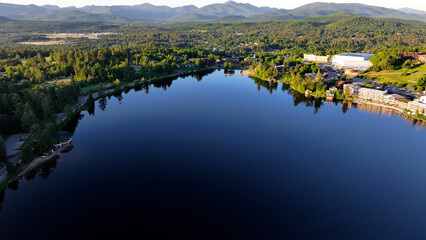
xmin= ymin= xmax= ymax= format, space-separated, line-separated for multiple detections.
xmin=332 ymin=53 xmax=374 ymax=71
xmin=303 ymin=54 xmax=329 ymax=63
xmin=408 ymin=96 xmax=426 ymax=114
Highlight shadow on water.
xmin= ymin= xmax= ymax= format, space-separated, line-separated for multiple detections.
xmin=0 ymin=69 xmax=423 ymax=212
xmin=0 ymin=69 xmax=218 ymax=208
xmin=0 ymin=156 xmax=60 ymax=211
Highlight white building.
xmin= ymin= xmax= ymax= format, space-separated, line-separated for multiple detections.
xmin=408 ymin=96 xmax=426 ymax=114
xmin=358 ymin=88 xmax=387 ymax=102
xmin=343 ymin=83 xmax=387 ymax=102
xmin=303 ymin=54 xmax=329 ymax=63
xmin=332 ymin=53 xmax=374 ymax=71
xmin=408 ymin=101 xmax=426 ymax=114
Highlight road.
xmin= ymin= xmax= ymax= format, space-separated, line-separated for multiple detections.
xmin=5 ymin=133 xmax=29 ymax=156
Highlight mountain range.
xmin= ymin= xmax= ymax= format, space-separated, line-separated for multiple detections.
xmin=0 ymin=1 xmax=425 ymax=23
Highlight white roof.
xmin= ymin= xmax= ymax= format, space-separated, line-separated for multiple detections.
xmin=411 ymin=101 xmax=426 ymax=107
xmin=334 ymin=53 xmax=374 ymax=59
xmin=359 ymin=87 xmax=386 ymax=94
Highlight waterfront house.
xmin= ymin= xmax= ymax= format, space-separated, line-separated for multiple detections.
xmin=384 ymin=94 xmax=405 ymax=104
xmin=394 ymin=98 xmax=410 ymax=109
xmin=358 ymin=88 xmax=387 ymax=102
xmin=407 ymin=96 xmax=426 ymax=114
xmin=343 ymin=83 xmax=388 ymax=102
xmin=408 ymin=101 xmax=426 ymax=114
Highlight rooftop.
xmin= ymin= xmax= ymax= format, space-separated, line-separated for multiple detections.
xmin=335 ymin=53 xmax=374 ymax=59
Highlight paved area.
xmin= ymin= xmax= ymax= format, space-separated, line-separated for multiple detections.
xmin=43 ymin=77 xmax=72 ymax=87
xmin=5 ymin=133 xmax=29 ymax=156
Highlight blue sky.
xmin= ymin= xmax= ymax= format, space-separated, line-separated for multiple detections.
xmin=1 ymin=0 xmax=426 ymax=11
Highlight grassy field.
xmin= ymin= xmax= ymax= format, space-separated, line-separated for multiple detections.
xmin=46 ymin=33 xmax=99 ymax=40
xmin=80 ymin=84 xmax=99 ymax=92
xmin=363 ymin=63 xmax=426 ymax=87
xmin=18 ymin=40 xmax=67 ymax=46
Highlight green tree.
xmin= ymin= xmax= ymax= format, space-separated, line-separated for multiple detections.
xmin=20 ymin=103 xmax=36 ymax=132
xmin=344 ymin=86 xmax=352 ymax=98
xmin=20 ymin=142 xmax=34 ymax=164
xmin=316 ymin=72 xmax=323 ymax=82
xmin=64 ymin=105 xmax=74 ymax=119
xmin=0 ymin=135 xmax=7 ymax=164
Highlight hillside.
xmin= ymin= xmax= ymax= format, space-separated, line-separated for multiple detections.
xmin=192 ymin=1 xmax=275 ymax=17
xmin=0 ymin=2 xmax=425 ymax=23
xmin=0 ymin=3 xmax=51 ymax=17
xmin=217 ymin=15 xmax=248 ymax=22
xmin=260 ymin=2 xmax=426 ymax=22
xmin=398 ymin=8 xmax=426 ymax=16
xmin=17 ymin=10 xmax=128 ymax=22
xmin=80 ymin=4 xmax=197 ymax=20
xmin=169 ymin=13 xmax=219 ymax=22
xmin=0 ymin=16 xmax=13 ymax=23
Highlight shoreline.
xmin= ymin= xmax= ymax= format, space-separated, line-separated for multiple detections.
xmin=0 ymin=67 xmax=218 ymax=189
xmin=2 ymin=67 xmax=425 ymax=189
xmin=241 ymin=71 xmax=426 ymax=124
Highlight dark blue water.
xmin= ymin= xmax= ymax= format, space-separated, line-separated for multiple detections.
xmin=1 ymin=71 xmax=425 ymax=239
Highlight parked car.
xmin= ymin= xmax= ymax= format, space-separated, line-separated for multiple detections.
xmin=42 ymin=148 xmax=54 ymax=158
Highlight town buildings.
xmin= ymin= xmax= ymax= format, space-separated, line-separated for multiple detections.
xmin=400 ymin=52 xmax=426 ymax=62
xmin=408 ymin=96 xmax=426 ymax=114
xmin=343 ymin=83 xmax=426 ymax=114
xmin=358 ymin=88 xmax=387 ymax=102
xmin=331 ymin=53 xmax=374 ymax=71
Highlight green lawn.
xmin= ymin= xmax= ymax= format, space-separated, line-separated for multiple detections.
xmin=80 ymin=84 xmax=98 ymax=92
xmin=364 ymin=63 xmax=426 ymax=87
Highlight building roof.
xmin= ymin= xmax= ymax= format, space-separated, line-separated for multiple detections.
xmin=334 ymin=53 xmax=374 ymax=59
xmin=358 ymin=87 xmax=387 ymax=94
xmin=410 ymin=101 xmax=426 ymax=107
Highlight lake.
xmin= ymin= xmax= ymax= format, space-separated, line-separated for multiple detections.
xmin=0 ymin=70 xmax=425 ymax=239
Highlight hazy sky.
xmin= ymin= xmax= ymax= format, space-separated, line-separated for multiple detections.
xmin=1 ymin=0 xmax=426 ymax=11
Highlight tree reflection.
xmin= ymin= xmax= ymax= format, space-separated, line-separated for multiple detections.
xmin=252 ymin=77 xmax=278 ymax=94
xmin=99 ymin=97 xmax=107 ymax=111
xmin=87 ymin=101 xmax=95 ymax=116
xmin=0 ymin=189 xmax=4 ymax=211
xmin=63 ymin=113 xmax=84 ymax=135
xmin=114 ymin=92 xmax=123 ymax=104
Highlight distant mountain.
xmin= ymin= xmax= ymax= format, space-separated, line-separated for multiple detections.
xmin=80 ymin=3 xmax=197 ymax=20
xmin=0 ymin=2 xmax=425 ymax=23
xmin=262 ymin=3 xmax=426 ymax=22
xmin=170 ymin=13 xmax=219 ymax=22
xmin=25 ymin=10 xmax=128 ymax=22
xmin=192 ymin=1 xmax=275 ymax=17
xmin=398 ymin=8 xmax=426 ymax=16
xmin=0 ymin=16 xmax=13 ymax=23
xmin=0 ymin=3 xmax=51 ymax=17
xmin=217 ymin=15 xmax=248 ymax=22
xmin=0 ymin=3 xmax=125 ymax=22
xmin=41 ymin=5 xmax=62 ymax=10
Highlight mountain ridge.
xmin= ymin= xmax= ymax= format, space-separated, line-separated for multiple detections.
xmin=0 ymin=2 xmax=424 ymax=23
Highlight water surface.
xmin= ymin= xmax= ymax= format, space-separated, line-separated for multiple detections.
xmin=0 ymin=71 xmax=425 ymax=239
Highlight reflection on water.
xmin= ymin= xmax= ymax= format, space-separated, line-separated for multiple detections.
xmin=0 ymin=69 xmax=424 ymax=215
xmin=1 ymin=70 xmax=425 ymax=240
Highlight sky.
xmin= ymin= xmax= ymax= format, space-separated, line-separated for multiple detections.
xmin=1 ymin=0 xmax=426 ymax=11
